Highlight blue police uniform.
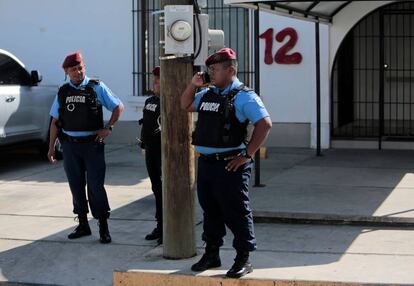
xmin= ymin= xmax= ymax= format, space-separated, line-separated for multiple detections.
xmin=50 ymin=76 xmax=121 ymax=219
xmin=193 ymin=78 xmax=269 ymax=252
xmin=140 ymin=93 xmax=163 ymax=242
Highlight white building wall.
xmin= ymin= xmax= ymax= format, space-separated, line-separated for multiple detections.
xmin=0 ymin=0 xmax=140 ymax=124
xmin=259 ymin=1 xmax=399 ymax=148
xmin=0 ymin=1 xmax=397 ymax=147
xmin=259 ymin=11 xmax=330 ymax=148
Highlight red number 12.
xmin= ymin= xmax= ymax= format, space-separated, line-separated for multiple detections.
xmin=259 ymin=27 xmax=303 ymax=65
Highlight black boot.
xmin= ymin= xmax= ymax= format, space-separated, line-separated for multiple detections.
xmin=145 ymin=227 xmax=162 ymax=241
xmin=98 ymin=218 xmax=112 ymax=244
xmin=226 ymin=251 xmax=253 ymax=278
xmin=191 ymin=245 xmax=221 ymax=272
xmin=156 ymin=235 xmax=163 ymax=245
xmin=68 ymin=214 xmax=91 ymax=240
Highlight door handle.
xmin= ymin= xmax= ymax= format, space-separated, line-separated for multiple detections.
xmin=5 ymin=96 xmax=15 ymax=103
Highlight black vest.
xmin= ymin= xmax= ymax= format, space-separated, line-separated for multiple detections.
xmin=57 ymin=79 xmax=103 ymax=132
xmin=192 ymin=85 xmax=250 ymax=148
xmin=140 ymin=95 xmax=161 ymax=145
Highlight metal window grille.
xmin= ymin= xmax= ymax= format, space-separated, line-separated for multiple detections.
xmin=332 ymin=1 xmax=414 ymax=145
xmin=132 ymin=0 xmax=253 ymax=96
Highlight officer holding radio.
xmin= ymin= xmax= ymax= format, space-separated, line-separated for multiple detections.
xmin=181 ymin=48 xmax=272 ymax=278
xmin=139 ymin=66 xmax=163 ymax=245
xmin=48 ymin=51 xmax=124 ymax=244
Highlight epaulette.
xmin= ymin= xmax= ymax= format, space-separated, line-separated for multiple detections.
xmin=87 ymin=78 xmax=101 ymax=86
xmin=227 ymin=85 xmax=253 ymax=100
xmin=241 ymin=85 xmax=253 ymax=92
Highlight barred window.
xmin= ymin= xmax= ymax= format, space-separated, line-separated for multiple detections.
xmin=132 ymin=0 xmax=253 ymax=96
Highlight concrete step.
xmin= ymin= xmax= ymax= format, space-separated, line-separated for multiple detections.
xmin=253 ymin=211 xmax=414 ymax=227
xmin=113 ymin=271 xmax=408 ymax=286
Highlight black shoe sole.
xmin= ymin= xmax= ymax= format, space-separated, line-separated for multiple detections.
xmin=67 ymin=232 xmax=92 ymax=240
xmin=145 ymin=235 xmax=161 ymax=241
xmin=226 ymin=265 xmax=253 ymax=278
xmin=191 ymin=261 xmax=221 ymax=272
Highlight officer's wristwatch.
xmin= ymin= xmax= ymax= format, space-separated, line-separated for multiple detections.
xmin=240 ymin=148 xmax=252 ymax=159
xmin=105 ymin=124 xmax=113 ymax=131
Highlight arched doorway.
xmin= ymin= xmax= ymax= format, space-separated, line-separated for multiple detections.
xmin=332 ymin=1 xmax=414 ymax=148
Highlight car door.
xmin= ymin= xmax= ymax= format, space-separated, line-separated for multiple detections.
xmin=0 ymin=53 xmax=38 ymax=145
xmin=0 ymin=82 xmax=6 ymax=141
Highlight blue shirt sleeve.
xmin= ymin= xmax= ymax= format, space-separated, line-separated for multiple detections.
xmin=49 ymin=95 xmax=59 ymax=119
xmin=193 ymin=88 xmax=209 ymax=110
xmin=95 ymin=82 xmax=121 ymax=112
xmin=235 ymin=91 xmax=270 ymax=124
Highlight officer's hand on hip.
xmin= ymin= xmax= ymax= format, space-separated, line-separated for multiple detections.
xmin=95 ymin=128 xmax=111 ymax=142
xmin=224 ymin=155 xmax=249 ymax=172
xmin=48 ymin=148 xmax=57 ymax=164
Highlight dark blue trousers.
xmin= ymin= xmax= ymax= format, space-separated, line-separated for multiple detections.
xmin=61 ymin=140 xmax=110 ymax=219
xmin=145 ymin=144 xmax=162 ymax=230
xmin=197 ymin=157 xmax=257 ymax=252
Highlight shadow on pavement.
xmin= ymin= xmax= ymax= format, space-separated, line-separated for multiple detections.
xmin=0 ymin=144 xmax=147 ymax=186
xmin=1 ymin=147 xmax=414 ymax=285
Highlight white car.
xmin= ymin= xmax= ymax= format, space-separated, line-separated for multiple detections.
xmin=0 ymin=49 xmax=56 ymax=153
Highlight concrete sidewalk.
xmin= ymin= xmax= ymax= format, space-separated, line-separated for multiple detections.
xmin=0 ymin=145 xmax=414 ymax=285
xmin=251 ymin=148 xmax=414 ymax=224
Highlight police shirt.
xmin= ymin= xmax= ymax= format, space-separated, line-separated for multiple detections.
xmin=49 ymin=76 xmax=121 ymax=137
xmin=193 ymin=78 xmax=269 ymax=155
xmin=141 ymin=94 xmax=161 ymax=145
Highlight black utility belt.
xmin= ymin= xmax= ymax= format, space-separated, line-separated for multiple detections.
xmin=60 ymin=134 xmax=97 ymax=143
xmin=199 ymin=149 xmax=244 ymax=161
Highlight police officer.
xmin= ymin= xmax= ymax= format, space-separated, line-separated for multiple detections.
xmin=181 ymin=48 xmax=272 ymax=278
xmin=140 ymin=66 xmax=162 ymax=244
xmin=48 ymin=51 xmax=124 ymax=244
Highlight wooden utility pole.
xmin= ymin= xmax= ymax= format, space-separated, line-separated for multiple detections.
xmin=160 ymin=0 xmax=196 ymax=259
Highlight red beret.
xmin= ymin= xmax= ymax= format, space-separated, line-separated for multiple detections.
xmin=62 ymin=51 xmax=83 ymax=69
xmin=205 ymin=48 xmax=237 ymax=66
xmin=152 ymin=66 xmax=160 ymax=77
